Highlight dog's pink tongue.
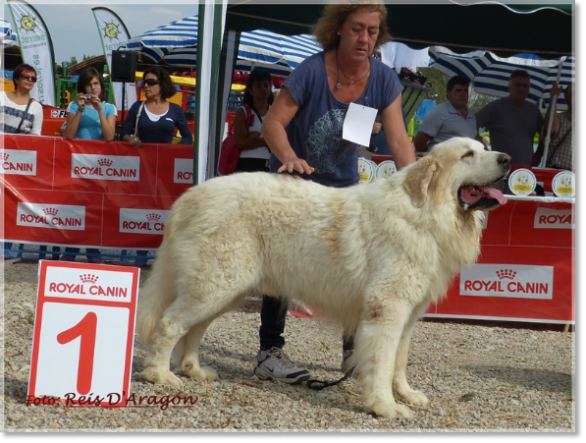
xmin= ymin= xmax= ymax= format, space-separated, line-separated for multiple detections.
xmin=462 ymin=186 xmax=508 ymax=205
xmin=479 ymin=185 xmax=508 ymax=205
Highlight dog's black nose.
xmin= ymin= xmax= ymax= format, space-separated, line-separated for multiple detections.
xmin=498 ymin=153 xmax=512 ymax=167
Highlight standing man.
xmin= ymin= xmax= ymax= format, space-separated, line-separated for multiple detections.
xmin=413 ymin=75 xmax=477 ymax=153
xmin=533 ymin=82 xmax=573 ymax=170
xmin=476 ymin=69 xmax=543 ymax=166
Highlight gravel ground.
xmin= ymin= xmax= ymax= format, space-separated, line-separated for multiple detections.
xmin=1 ymin=260 xmax=575 ymax=432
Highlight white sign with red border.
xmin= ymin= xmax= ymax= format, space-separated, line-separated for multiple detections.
xmin=27 ymin=260 xmax=140 ymax=407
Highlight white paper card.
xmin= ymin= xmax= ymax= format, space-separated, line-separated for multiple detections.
xmin=342 ymin=102 xmax=378 ymax=147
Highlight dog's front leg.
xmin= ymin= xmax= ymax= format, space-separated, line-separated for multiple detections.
xmin=352 ymin=304 xmax=415 ymax=420
xmin=392 ymin=303 xmax=429 ymax=407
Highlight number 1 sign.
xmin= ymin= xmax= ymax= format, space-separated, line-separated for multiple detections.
xmin=28 ymin=260 xmax=140 ymax=407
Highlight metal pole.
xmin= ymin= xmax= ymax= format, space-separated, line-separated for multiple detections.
xmin=541 ymin=57 xmax=566 ymax=167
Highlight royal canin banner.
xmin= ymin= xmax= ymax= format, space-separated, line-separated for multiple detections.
xmin=2 ymin=137 xmax=575 ymax=323
xmin=2 ymin=134 xmax=193 ymax=249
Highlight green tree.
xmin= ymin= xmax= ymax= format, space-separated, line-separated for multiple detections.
xmin=69 ymin=56 xmax=78 ymax=66
xmin=419 ymin=68 xmax=496 ymax=112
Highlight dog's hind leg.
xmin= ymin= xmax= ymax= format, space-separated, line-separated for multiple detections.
xmin=392 ymin=302 xmax=429 ymax=407
xmin=138 ymin=296 xmax=219 ymax=388
xmin=351 ymin=302 xmax=415 ymax=420
xmin=176 ymin=318 xmax=219 ymax=381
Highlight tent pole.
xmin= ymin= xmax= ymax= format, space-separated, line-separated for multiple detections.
xmin=541 ymin=57 xmax=566 ymax=168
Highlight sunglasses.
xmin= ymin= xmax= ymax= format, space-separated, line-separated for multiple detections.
xmin=19 ymin=74 xmax=37 ymax=82
xmin=142 ymin=78 xmax=160 ymax=87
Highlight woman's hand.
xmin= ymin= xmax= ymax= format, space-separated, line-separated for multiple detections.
xmin=76 ymin=94 xmax=88 ymax=112
xmin=277 ymin=156 xmax=315 ymax=174
xmin=127 ymin=135 xmax=142 ymax=148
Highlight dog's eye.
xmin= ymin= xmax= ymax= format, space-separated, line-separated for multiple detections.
xmin=462 ymin=151 xmax=475 ymax=159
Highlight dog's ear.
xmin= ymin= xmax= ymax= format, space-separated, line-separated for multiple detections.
xmin=403 ymin=156 xmax=443 ymax=208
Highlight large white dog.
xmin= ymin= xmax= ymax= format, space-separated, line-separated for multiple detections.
xmin=136 ymin=137 xmax=511 ymax=419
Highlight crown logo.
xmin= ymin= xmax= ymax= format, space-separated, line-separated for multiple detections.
xmin=80 ymin=274 xmax=99 ymax=284
xmin=0 ymin=153 xmax=9 ymax=161
xmin=496 ymin=269 xmax=516 ymax=280
xmin=146 ymin=213 xmax=161 ymax=221
xmin=98 ymin=158 xmax=113 ymax=167
xmin=43 ymin=208 xmax=58 ymax=216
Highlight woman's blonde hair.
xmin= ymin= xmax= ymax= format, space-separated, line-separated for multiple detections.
xmin=312 ymin=2 xmax=391 ymax=51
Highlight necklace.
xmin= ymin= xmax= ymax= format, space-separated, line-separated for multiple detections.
xmin=335 ymin=50 xmax=370 ymax=90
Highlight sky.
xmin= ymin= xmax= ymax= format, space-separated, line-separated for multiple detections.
xmin=2 ymin=0 xmax=201 ymax=63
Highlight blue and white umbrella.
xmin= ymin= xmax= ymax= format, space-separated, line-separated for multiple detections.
xmin=126 ymin=15 xmax=321 ymax=77
xmin=1 ymin=17 xmax=17 ymax=47
xmin=429 ymin=46 xmax=575 ymax=111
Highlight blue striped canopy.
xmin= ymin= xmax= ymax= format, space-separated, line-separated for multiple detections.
xmin=1 ymin=17 xmax=17 ymax=47
xmin=429 ymin=46 xmax=575 ymax=111
xmin=126 ymin=15 xmax=321 ymax=77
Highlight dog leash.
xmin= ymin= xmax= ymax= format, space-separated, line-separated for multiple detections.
xmin=306 ymin=373 xmax=350 ymax=391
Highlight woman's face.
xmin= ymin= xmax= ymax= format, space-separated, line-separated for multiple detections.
xmin=15 ymin=70 xmax=37 ymax=94
xmin=337 ymin=10 xmax=380 ymax=62
xmin=85 ymin=76 xmax=102 ymax=97
xmin=250 ymin=79 xmax=271 ymax=101
xmin=142 ymin=73 xmax=161 ymax=100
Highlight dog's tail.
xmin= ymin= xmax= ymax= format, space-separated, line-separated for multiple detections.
xmin=136 ymin=241 xmax=176 ymax=346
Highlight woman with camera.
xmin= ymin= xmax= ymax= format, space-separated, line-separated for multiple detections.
xmin=62 ymin=67 xmax=117 ymax=263
xmin=64 ymin=67 xmax=117 ymax=141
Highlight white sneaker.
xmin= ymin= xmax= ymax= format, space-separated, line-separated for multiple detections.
xmin=254 ymin=347 xmax=310 ymax=385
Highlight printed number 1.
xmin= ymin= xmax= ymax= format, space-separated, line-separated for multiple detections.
xmin=57 ymin=312 xmax=97 ymax=395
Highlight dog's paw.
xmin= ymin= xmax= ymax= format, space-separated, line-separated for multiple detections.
xmin=179 ymin=364 xmax=219 ymax=381
xmin=138 ymin=367 xmax=183 ymax=388
xmin=397 ymin=388 xmax=429 ymax=407
xmin=369 ymin=402 xmax=414 ymax=420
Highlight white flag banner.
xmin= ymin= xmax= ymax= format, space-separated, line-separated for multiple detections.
xmin=91 ymin=7 xmax=136 ymax=110
xmin=7 ymin=0 xmax=56 ymax=106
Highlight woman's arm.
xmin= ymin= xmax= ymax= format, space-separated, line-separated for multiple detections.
xmin=64 ymin=101 xmax=82 ymax=140
xmin=120 ymin=102 xmax=140 ymax=147
xmin=380 ymin=96 xmax=416 ymax=170
xmin=261 ymin=88 xmax=314 ymax=174
xmin=234 ymin=106 xmax=266 ymax=150
xmin=96 ymin=101 xmax=116 ymax=142
xmin=31 ymin=102 xmax=43 ymax=136
xmin=173 ymin=105 xmax=193 ymax=144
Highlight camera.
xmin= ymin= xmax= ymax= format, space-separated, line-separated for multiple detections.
xmin=82 ymin=94 xmax=93 ymax=100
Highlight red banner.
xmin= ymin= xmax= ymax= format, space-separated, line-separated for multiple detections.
xmin=3 ymin=138 xmax=575 ymax=323
xmin=2 ymin=134 xmax=194 ymax=250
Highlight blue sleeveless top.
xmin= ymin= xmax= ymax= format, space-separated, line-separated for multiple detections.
xmin=270 ymin=51 xmax=402 ymax=187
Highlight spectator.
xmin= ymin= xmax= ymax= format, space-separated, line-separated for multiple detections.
xmin=233 ymin=69 xmax=274 ymax=172
xmin=476 ymin=69 xmax=543 ymax=165
xmin=61 ymin=67 xmax=118 ymax=263
xmin=413 ymin=75 xmax=477 ymax=153
xmin=533 ymin=82 xmax=573 ymax=170
xmin=120 ymin=67 xmax=192 ymax=146
xmin=259 ymin=2 xmax=416 ymax=383
xmin=0 ymin=64 xmax=43 ymax=135
xmin=1 ymin=64 xmax=58 ymax=259
xmin=120 ymin=67 xmax=193 ymax=266
xmin=482 ymin=136 xmax=491 ymax=150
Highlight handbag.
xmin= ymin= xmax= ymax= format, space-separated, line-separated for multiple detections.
xmin=218 ymin=104 xmax=253 ymax=176
xmin=15 ymin=98 xmax=33 ymax=133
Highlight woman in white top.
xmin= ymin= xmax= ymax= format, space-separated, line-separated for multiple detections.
xmin=1 ymin=64 xmax=57 ymax=260
xmin=0 ymin=64 xmax=43 ymax=135
xmin=233 ymin=69 xmax=274 ymax=172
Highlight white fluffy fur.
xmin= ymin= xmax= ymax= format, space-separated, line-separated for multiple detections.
xmin=136 ymin=137 xmax=510 ymax=419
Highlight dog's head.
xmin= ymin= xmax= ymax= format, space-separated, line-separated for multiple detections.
xmin=403 ymin=137 xmax=511 ymax=211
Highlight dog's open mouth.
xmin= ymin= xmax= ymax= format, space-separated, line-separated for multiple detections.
xmin=458 ymin=183 xmax=507 ymax=210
